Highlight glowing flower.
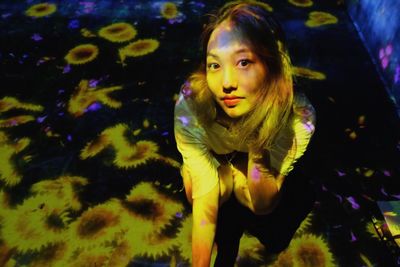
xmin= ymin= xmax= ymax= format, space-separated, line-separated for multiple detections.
xmin=161 ymin=2 xmax=179 ymax=19
xmin=68 ymin=79 xmax=123 ymax=117
xmin=0 ymin=132 xmax=31 ymax=187
xmin=0 ymin=96 xmax=43 ymax=112
xmin=290 ymin=234 xmax=335 ymax=267
xmin=59 ymin=246 xmax=111 ymax=267
xmin=31 ymin=175 xmax=88 ymax=211
xmin=67 ymin=200 xmax=125 ymax=249
xmin=25 ymin=3 xmax=57 ymax=18
xmin=1 ymin=195 xmax=70 ymax=253
xmin=119 ymin=39 xmax=160 ymax=64
xmin=175 ymin=216 xmax=192 ymax=261
xmin=81 ymin=28 xmax=96 ymax=38
xmin=0 ymin=115 xmax=35 ymax=128
xmin=288 ymin=0 xmax=313 ymax=7
xmin=305 ymin=11 xmax=338 ymax=28
xmin=80 ymin=124 xmax=160 ymax=168
xmin=120 ymin=183 xmax=183 ymax=258
xmin=294 ymin=212 xmax=313 ymax=236
xmin=272 ymin=250 xmax=295 ymax=267
xmin=293 ymin=66 xmax=326 ymax=80
xmin=29 ymin=242 xmax=69 ymax=267
xmin=98 ymin=22 xmax=137 ymax=43
xmin=236 ymin=234 xmax=265 ymax=263
xmin=107 ymin=241 xmax=134 ymax=267
xmin=64 ymin=44 xmax=99 ymax=65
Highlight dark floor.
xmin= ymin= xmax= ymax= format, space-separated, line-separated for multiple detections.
xmin=0 ymin=0 xmax=399 ymax=266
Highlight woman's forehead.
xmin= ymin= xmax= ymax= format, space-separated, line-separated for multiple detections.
xmin=207 ymin=21 xmax=250 ymax=53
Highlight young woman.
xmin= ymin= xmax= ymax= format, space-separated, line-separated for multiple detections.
xmin=174 ymin=1 xmax=316 ymax=266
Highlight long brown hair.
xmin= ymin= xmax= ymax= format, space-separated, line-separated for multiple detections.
xmin=185 ymin=0 xmax=293 ymax=152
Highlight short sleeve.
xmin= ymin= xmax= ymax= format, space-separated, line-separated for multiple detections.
xmin=269 ymin=93 xmax=316 ymax=176
xmin=174 ymin=94 xmax=220 ymax=199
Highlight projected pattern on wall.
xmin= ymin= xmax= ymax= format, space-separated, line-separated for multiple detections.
xmin=0 ymin=0 xmax=399 ymax=266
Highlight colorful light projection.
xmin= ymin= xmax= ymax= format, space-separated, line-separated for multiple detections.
xmin=67 ymin=79 xmax=123 ymax=117
xmin=305 ymin=11 xmax=338 ymax=28
xmin=0 ymin=132 xmax=31 ymax=187
xmin=288 ymin=0 xmax=313 ymax=8
xmin=64 ymin=44 xmax=99 ymax=65
xmin=98 ymin=22 xmax=137 ymax=43
xmin=80 ymin=124 xmax=180 ymax=169
xmin=25 ymin=3 xmax=57 ymax=18
xmin=119 ymin=39 xmax=160 ymax=65
xmin=293 ymin=66 xmax=326 ymax=80
xmin=347 ymin=0 xmax=400 ymax=115
xmin=160 ymin=2 xmax=179 ymax=20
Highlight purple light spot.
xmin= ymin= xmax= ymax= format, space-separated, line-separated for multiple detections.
xmin=251 ymin=167 xmax=261 ymax=182
xmin=58 ymin=89 xmax=65 ymax=94
xmin=350 ymin=231 xmax=357 ymax=242
xmin=31 ymin=33 xmax=43 ymax=41
xmin=67 ymin=135 xmax=72 ymax=141
xmin=336 ymin=170 xmax=346 ymax=177
xmin=58 ymin=112 xmax=64 ymax=116
xmin=385 ymin=44 xmax=393 ymax=55
xmin=334 ymin=193 xmax=343 ymax=203
xmin=175 ymin=212 xmax=183 ymax=218
xmin=379 ymin=48 xmax=385 ymax=59
xmin=1 ymin=13 xmax=12 ymax=19
xmin=87 ymin=102 xmax=102 ymax=111
xmin=178 ymin=116 xmax=189 ymax=126
xmin=37 ymin=116 xmax=47 ymax=123
xmin=63 ymin=64 xmax=71 ymax=74
xmin=89 ymin=79 xmax=99 ymax=87
xmin=200 ymin=219 xmax=207 ymax=226
xmin=346 ymin=196 xmax=360 ymax=209
xmin=322 ymin=184 xmax=328 ymax=191
xmin=391 ymin=194 xmax=400 ymax=200
xmin=381 ymin=187 xmax=388 ymax=196
xmin=332 ymin=224 xmax=342 ymax=229
xmin=162 ymin=131 xmax=168 ymax=136
xmin=381 ymin=57 xmax=389 ymax=69
xmin=394 ymin=66 xmax=400 ymax=83
xmin=68 ymin=19 xmax=80 ymax=29
xmin=383 ymin=170 xmax=391 ymax=177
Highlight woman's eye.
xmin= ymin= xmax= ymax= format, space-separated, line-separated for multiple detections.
xmin=238 ymin=59 xmax=251 ymax=67
xmin=207 ymin=63 xmax=220 ymax=70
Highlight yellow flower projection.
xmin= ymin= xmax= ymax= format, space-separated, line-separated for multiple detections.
xmin=175 ymin=216 xmax=192 ymax=262
xmin=288 ymin=0 xmax=313 ymax=8
xmin=0 ymin=131 xmax=31 ymax=187
xmin=0 ymin=115 xmax=35 ymax=128
xmin=294 ymin=212 xmax=313 ymax=236
xmin=67 ymin=200 xmax=125 ymax=250
xmin=1 ymin=195 xmax=70 ymax=254
xmin=30 ymin=176 xmax=88 ymax=211
xmin=59 ymin=246 xmax=112 ymax=267
xmin=121 ymin=182 xmax=184 ymax=258
xmin=25 ymin=3 xmax=57 ymax=18
xmin=273 ymin=234 xmax=335 ymax=267
xmin=306 ymin=11 xmax=338 ymax=28
xmin=29 ymin=243 xmax=69 ymax=267
xmin=98 ymin=22 xmax=137 ymax=43
xmin=107 ymin=241 xmax=134 ymax=267
xmin=64 ymin=44 xmax=99 ymax=65
xmin=237 ymin=234 xmax=265 ymax=262
xmin=67 ymin=79 xmax=123 ymax=117
xmin=293 ymin=66 xmax=326 ymax=80
xmin=160 ymin=2 xmax=179 ymax=19
xmin=81 ymin=28 xmax=96 ymax=38
xmin=80 ymin=123 xmax=180 ymax=169
xmin=119 ymin=39 xmax=160 ymax=64
xmin=0 ymin=96 xmax=43 ymax=112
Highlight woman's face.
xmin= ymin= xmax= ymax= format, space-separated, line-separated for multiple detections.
xmin=206 ymin=20 xmax=268 ymax=119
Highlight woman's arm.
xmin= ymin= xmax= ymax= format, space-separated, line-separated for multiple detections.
xmin=192 ymin=182 xmax=219 ymax=267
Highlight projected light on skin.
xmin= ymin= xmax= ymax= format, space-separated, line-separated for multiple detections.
xmin=379 ymin=44 xmax=393 ymax=69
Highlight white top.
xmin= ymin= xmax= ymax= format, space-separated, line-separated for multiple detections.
xmin=174 ymin=91 xmax=316 ymax=199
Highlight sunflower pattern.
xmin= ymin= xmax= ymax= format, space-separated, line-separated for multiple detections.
xmin=0 ymin=0 xmax=399 ymax=266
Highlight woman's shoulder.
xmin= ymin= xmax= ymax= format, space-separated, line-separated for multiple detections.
xmin=292 ymin=91 xmax=316 ymax=126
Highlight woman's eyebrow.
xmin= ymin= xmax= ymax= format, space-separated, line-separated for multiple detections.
xmin=207 ymin=48 xmax=252 ymax=58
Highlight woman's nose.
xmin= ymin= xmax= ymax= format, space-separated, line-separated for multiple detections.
xmin=222 ymin=67 xmax=237 ymax=92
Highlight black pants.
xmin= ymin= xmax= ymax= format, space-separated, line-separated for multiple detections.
xmin=214 ymin=174 xmax=315 ymax=266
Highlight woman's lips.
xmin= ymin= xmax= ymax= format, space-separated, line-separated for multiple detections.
xmin=222 ymin=97 xmax=242 ymax=106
